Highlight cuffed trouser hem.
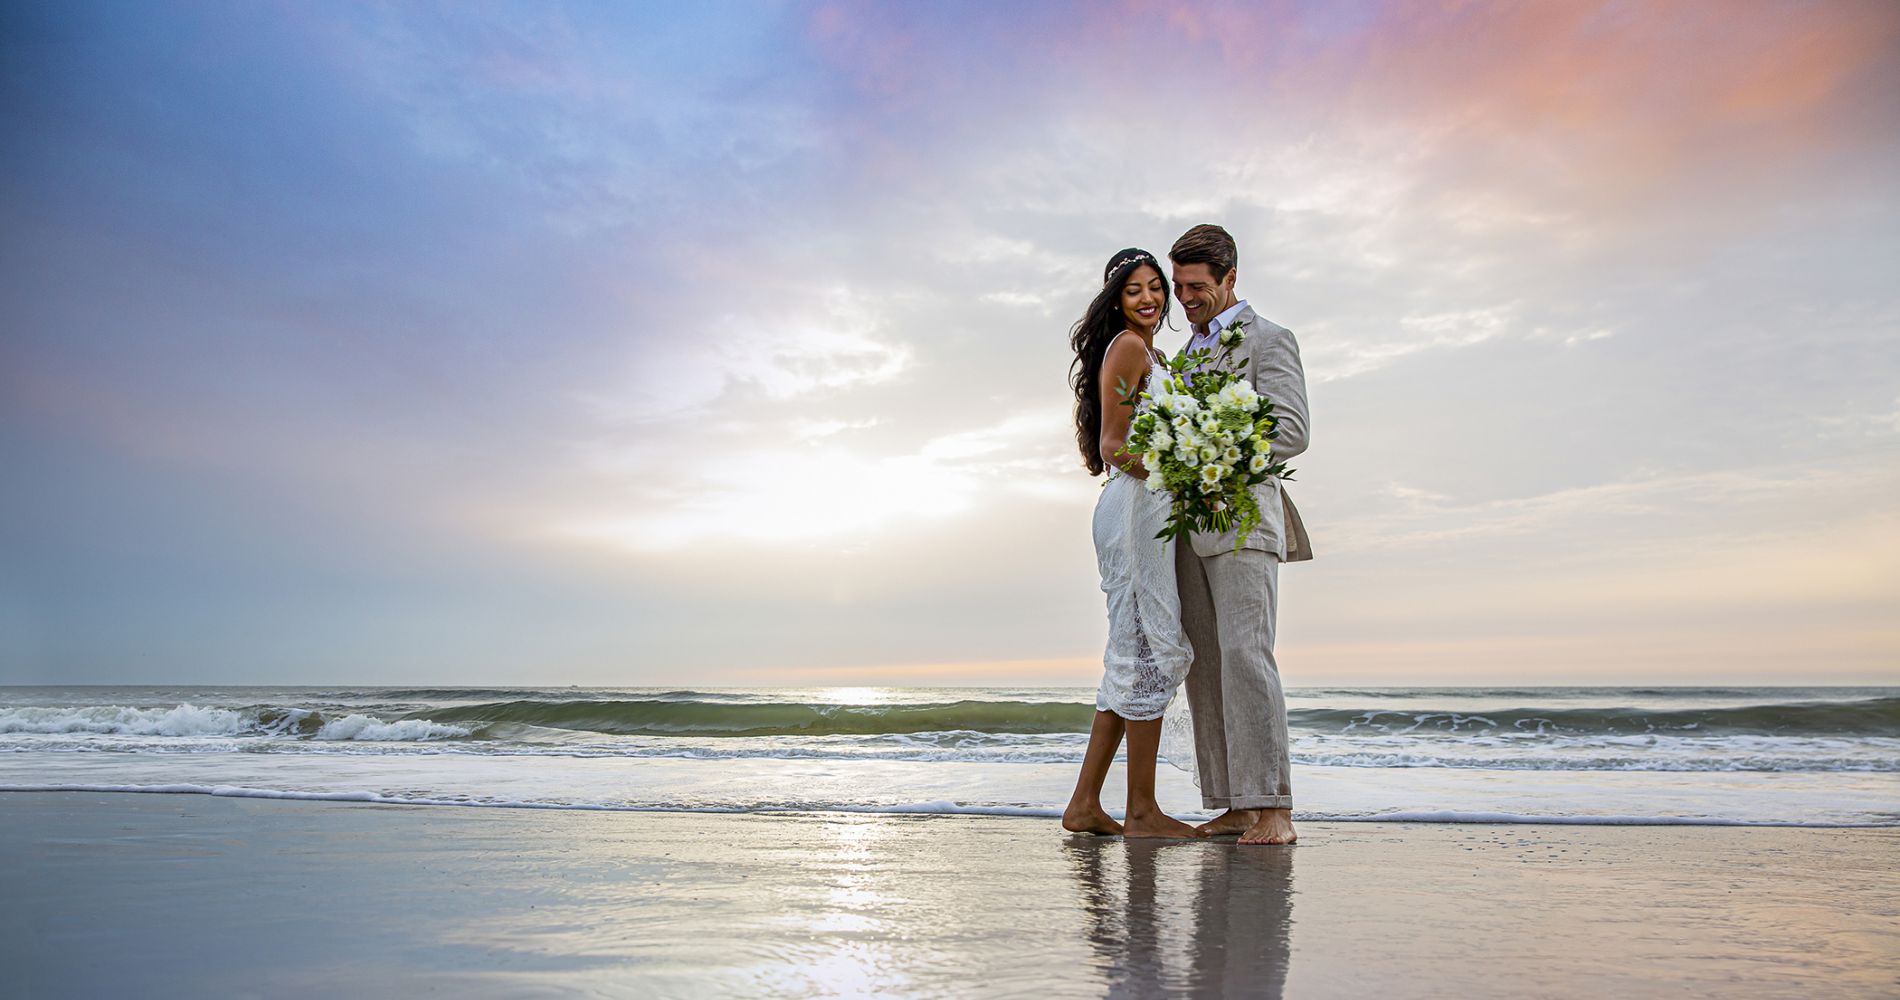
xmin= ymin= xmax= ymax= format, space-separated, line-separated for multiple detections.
xmin=1203 ymin=795 xmax=1293 ymax=810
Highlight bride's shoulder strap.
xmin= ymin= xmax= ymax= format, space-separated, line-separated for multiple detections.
xmin=1101 ymin=328 xmax=1141 ymax=366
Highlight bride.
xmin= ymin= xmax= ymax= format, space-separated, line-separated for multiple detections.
xmin=1062 ymin=248 xmax=1202 ymax=839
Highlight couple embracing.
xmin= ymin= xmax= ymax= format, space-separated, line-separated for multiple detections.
xmin=1064 ymin=224 xmax=1312 ymax=846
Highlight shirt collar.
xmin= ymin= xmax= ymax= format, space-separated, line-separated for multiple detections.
xmin=1193 ymin=298 xmax=1250 ymax=340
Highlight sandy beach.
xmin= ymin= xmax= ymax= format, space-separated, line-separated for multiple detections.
xmin=3 ymin=792 xmax=1896 ymax=998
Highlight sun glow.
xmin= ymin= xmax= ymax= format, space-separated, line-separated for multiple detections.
xmin=814 ymin=687 xmax=889 ymax=706
xmin=553 ymin=446 xmax=977 ymax=551
xmin=551 ymin=409 xmax=1077 ymax=552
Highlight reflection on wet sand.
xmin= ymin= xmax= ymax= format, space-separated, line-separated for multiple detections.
xmin=1066 ymin=838 xmax=1295 ymax=998
xmin=9 ymin=797 xmax=1898 ymax=997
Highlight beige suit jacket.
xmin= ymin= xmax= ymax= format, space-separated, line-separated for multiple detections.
xmin=1180 ymin=303 xmax=1314 ymax=562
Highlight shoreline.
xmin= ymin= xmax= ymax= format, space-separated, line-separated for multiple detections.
xmin=7 ymin=685 xmax=1894 ymax=829
xmin=5 ymin=791 xmax=1897 ymax=998
xmin=3 ymin=782 xmax=1894 ymax=827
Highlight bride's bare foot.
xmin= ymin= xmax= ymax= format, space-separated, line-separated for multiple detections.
xmin=1122 ymin=808 xmax=1204 ymax=839
xmin=1238 ymin=808 xmax=1297 ymax=845
xmin=1195 ymin=808 xmax=1261 ymax=837
xmin=1062 ymin=803 xmax=1123 ymax=836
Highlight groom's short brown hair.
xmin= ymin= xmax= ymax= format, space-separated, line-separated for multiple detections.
xmin=1169 ymin=224 xmax=1237 ymax=282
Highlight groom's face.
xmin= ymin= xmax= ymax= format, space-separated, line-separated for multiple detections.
xmin=1171 ymin=262 xmax=1236 ymax=328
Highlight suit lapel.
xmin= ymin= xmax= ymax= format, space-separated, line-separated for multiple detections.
xmin=1228 ymin=303 xmax=1260 ymax=376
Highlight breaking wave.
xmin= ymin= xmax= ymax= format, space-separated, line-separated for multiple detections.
xmin=0 ymin=704 xmax=472 ymax=741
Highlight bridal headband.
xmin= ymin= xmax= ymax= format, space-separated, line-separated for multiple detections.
xmin=1104 ymin=248 xmax=1157 ymax=284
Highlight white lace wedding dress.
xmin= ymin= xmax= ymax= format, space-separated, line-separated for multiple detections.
xmin=1091 ymin=337 xmax=1197 ymax=777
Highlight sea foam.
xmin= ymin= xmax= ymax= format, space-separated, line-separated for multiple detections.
xmin=0 ymin=705 xmax=473 ymax=741
xmin=3 ymin=782 xmax=1893 ymax=827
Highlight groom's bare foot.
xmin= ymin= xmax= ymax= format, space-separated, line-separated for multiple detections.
xmin=1062 ymin=803 xmax=1123 ymax=836
xmin=1238 ymin=808 xmax=1297 ymax=845
xmin=1195 ymin=808 xmax=1261 ymax=837
xmin=1122 ymin=808 xmax=1204 ymax=839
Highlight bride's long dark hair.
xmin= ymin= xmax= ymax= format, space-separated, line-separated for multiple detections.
xmin=1070 ymin=248 xmax=1171 ymax=476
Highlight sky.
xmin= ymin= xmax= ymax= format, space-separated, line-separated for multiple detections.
xmin=2 ymin=0 xmax=1897 ymax=687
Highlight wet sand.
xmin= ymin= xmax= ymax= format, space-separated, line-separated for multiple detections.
xmin=3 ymin=792 xmax=1897 ymax=998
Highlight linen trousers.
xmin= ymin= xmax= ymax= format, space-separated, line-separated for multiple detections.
xmin=1176 ymin=542 xmax=1292 ymax=810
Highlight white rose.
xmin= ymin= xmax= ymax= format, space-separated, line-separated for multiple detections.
xmin=1142 ymin=450 xmax=1162 ymax=470
xmin=1222 ymin=445 xmax=1242 ymax=464
xmin=1249 ymin=453 xmax=1269 ymax=473
xmin=1171 ymin=414 xmax=1192 ymax=431
xmin=1199 ymin=464 xmax=1223 ymax=486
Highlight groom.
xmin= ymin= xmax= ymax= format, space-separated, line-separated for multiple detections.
xmin=1169 ymin=224 xmax=1312 ymax=846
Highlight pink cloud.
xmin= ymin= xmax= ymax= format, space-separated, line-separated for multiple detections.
xmin=796 ymin=1 xmax=1899 ymax=219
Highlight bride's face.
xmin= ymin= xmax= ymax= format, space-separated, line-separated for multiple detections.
xmin=1119 ymin=263 xmax=1165 ymax=333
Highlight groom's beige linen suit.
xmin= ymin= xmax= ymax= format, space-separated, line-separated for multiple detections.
xmin=1177 ymin=300 xmax=1311 ymax=811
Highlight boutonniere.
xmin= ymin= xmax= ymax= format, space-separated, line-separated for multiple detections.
xmin=1217 ymin=317 xmax=1249 ymax=348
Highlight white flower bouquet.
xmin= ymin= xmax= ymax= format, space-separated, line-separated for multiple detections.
xmin=1117 ymin=319 xmax=1294 ymax=549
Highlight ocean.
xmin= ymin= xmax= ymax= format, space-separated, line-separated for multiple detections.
xmin=2 ymin=685 xmax=1896 ymax=826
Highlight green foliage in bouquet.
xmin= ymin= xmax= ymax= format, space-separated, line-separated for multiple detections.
xmin=1115 ymin=319 xmax=1295 ymax=550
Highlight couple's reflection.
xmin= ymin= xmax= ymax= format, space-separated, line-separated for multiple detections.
xmin=1066 ymin=837 xmax=1294 ymax=998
